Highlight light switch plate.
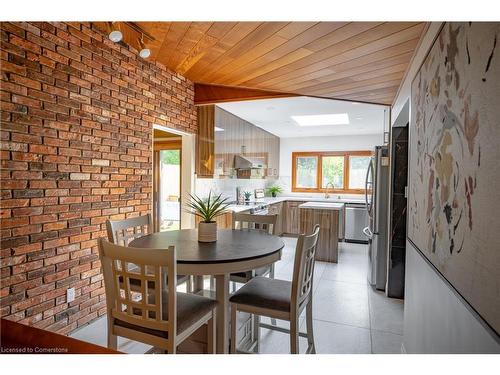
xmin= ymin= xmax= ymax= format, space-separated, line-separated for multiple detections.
xmin=67 ymin=287 xmax=75 ymax=303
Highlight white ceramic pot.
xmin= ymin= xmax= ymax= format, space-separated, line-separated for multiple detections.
xmin=198 ymin=221 xmax=217 ymax=242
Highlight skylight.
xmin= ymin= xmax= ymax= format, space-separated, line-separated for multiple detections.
xmin=291 ymin=113 xmax=350 ymax=126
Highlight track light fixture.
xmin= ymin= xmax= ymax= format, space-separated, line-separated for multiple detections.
xmin=107 ymin=22 xmax=123 ymax=43
xmin=138 ymin=35 xmax=151 ymax=59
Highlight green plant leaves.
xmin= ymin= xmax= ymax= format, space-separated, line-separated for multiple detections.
xmin=266 ymin=185 xmax=283 ymax=194
xmin=186 ymin=191 xmax=231 ymax=223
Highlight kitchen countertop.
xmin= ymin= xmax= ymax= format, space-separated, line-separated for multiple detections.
xmin=226 ymin=204 xmax=254 ymax=213
xmin=298 ymin=202 xmax=345 ymax=210
xmin=260 ymin=196 xmax=366 ymax=205
xmin=225 ymin=195 xmax=364 ymax=213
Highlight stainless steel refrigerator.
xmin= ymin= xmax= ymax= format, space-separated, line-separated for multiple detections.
xmin=363 ymin=145 xmax=390 ymax=290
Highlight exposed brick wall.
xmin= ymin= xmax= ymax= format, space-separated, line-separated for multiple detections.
xmin=0 ymin=22 xmax=197 ymax=334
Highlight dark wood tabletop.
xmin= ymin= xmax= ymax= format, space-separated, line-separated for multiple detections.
xmin=0 ymin=318 xmax=120 ymax=354
xmin=128 ymin=229 xmax=285 ymax=264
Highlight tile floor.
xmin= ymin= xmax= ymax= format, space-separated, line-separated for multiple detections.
xmin=71 ymin=237 xmax=404 ymax=354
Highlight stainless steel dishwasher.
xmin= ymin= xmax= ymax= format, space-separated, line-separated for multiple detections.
xmin=344 ymin=203 xmax=368 ymax=243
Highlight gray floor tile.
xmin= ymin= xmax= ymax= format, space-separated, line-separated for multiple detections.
xmin=321 ymin=262 xmax=368 ymax=284
xmin=299 ymin=319 xmax=372 ymax=354
xmin=371 ymin=330 xmax=403 ymax=354
xmin=258 ymin=328 xmax=309 ymax=354
xmin=368 ymin=287 xmax=404 ymax=335
xmin=70 ymin=316 xmax=151 ymax=354
xmin=312 ymin=279 xmax=370 ymax=329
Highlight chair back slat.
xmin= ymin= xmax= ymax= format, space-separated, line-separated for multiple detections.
xmin=291 ymin=225 xmax=320 ymax=309
xmin=232 ymin=213 xmax=277 ymax=235
xmin=106 ymin=214 xmax=153 ymax=246
xmin=98 ymin=238 xmax=176 ymax=334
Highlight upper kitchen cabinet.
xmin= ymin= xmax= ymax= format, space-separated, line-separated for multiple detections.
xmin=196 ymin=105 xmax=215 ymax=178
xmin=214 ymin=108 xmax=279 ymax=179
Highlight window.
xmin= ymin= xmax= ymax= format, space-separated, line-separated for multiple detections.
xmin=292 ymin=151 xmax=372 ymax=193
xmin=295 ymin=156 xmax=318 ymax=188
xmin=348 ymin=155 xmax=372 ymax=190
xmin=322 ymin=156 xmax=344 ymax=189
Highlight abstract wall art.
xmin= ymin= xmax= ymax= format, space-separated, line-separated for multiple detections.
xmin=409 ymin=22 xmax=500 ymax=334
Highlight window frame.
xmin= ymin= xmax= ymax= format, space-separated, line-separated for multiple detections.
xmin=291 ymin=151 xmax=373 ymax=194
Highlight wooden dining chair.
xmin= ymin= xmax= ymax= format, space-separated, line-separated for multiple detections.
xmin=229 ymin=225 xmax=320 ymax=354
xmin=229 ymin=212 xmax=280 ymax=340
xmin=230 ymin=213 xmax=278 ymax=288
xmin=106 ymin=215 xmax=192 ymax=291
xmin=98 ymin=238 xmax=217 ymax=353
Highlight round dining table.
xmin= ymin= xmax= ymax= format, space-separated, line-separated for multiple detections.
xmin=128 ymin=228 xmax=284 ymax=354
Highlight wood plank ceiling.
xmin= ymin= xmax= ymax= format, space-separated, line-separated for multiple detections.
xmin=98 ymin=22 xmax=426 ymax=105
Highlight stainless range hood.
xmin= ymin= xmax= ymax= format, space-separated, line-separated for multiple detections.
xmin=234 ymin=155 xmax=267 ymax=169
xmin=234 ymin=154 xmax=267 ymax=179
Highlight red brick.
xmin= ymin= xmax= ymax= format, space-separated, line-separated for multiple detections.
xmin=30 ymin=214 xmax=58 ymax=224
xmin=0 ymin=21 xmax=196 ymax=335
xmin=0 ymin=216 xmax=29 ymax=228
xmin=12 ymin=224 xmax=42 ymax=236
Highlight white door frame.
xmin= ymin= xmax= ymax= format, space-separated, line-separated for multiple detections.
xmin=153 ymin=124 xmax=196 ymax=229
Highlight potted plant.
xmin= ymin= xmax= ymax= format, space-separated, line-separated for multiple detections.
xmin=187 ymin=192 xmax=230 ymax=242
xmin=243 ymin=191 xmax=252 ymax=204
xmin=266 ymin=185 xmax=283 ymax=198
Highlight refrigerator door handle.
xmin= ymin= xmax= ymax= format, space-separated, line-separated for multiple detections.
xmin=363 ymin=226 xmax=373 ymax=238
xmin=365 ymin=159 xmax=374 ymax=216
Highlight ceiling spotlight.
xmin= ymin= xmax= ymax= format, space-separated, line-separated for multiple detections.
xmin=138 ymin=35 xmax=151 ymax=59
xmin=107 ymin=22 xmax=123 ymax=43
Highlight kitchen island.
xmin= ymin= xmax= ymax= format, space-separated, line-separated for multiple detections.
xmin=299 ymin=202 xmax=345 ymax=263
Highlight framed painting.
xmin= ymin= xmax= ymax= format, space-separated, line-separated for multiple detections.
xmin=408 ymin=22 xmax=500 ymax=334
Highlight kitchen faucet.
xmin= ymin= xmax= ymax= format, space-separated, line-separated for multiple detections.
xmin=324 ymin=181 xmax=335 ymax=199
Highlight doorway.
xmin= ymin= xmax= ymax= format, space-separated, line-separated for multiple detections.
xmin=153 ymin=128 xmax=182 ymax=232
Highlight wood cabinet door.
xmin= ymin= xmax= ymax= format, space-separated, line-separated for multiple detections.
xmin=196 ymin=105 xmax=215 ymax=177
xmin=284 ymin=201 xmax=304 ymax=234
xmin=214 ymin=107 xmax=280 ymax=178
xmin=268 ymin=202 xmax=283 ymax=235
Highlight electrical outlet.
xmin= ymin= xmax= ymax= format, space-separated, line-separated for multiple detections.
xmin=66 ymin=287 xmax=75 ymax=303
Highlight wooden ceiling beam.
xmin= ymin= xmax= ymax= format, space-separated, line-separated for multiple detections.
xmin=194 ymin=83 xmax=298 ymax=105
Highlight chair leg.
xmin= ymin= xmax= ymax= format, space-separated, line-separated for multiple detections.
xmin=253 ymin=314 xmax=260 ymax=353
xmin=290 ymin=318 xmax=299 ymax=354
xmin=306 ymin=300 xmax=316 ymax=354
xmin=207 ymin=312 xmax=216 ymax=354
xmin=269 ymin=264 xmax=277 ymax=326
xmin=166 ymin=340 xmax=176 ymax=354
xmin=230 ymin=304 xmax=237 ymax=354
xmin=107 ymin=318 xmax=117 ymax=350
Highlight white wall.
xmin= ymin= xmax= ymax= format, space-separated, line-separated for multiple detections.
xmin=278 ymin=134 xmax=383 ymax=196
xmin=395 ymin=23 xmax=500 ymax=352
xmin=404 ymin=241 xmax=500 ymax=353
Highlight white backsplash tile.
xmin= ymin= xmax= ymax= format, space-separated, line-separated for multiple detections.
xmin=195 ymin=176 xmax=364 ymax=202
xmin=195 ymin=177 xmax=277 ymax=201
